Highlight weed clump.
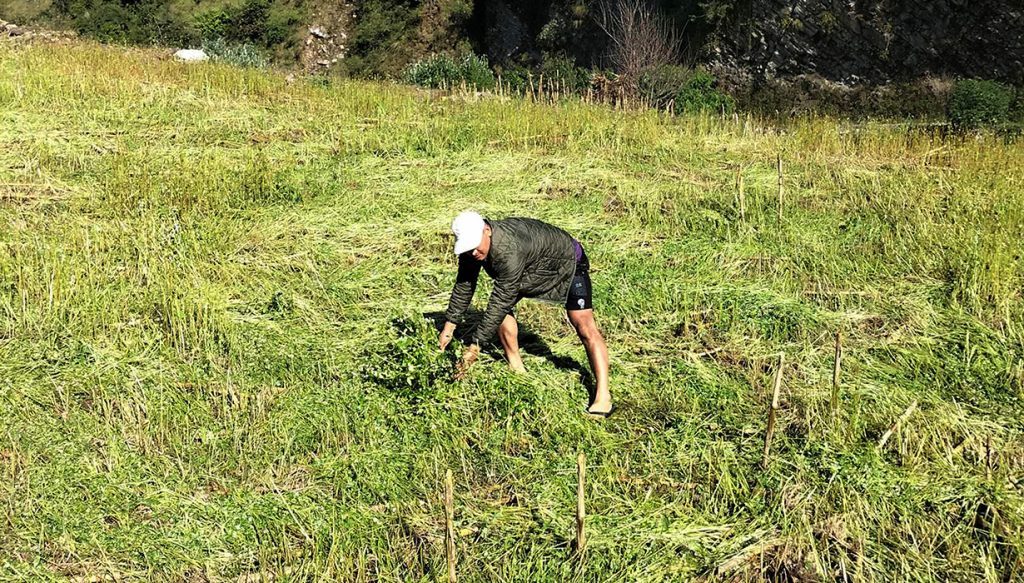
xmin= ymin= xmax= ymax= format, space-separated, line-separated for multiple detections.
xmin=201 ymin=37 xmax=270 ymax=69
xmin=674 ymin=69 xmax=735 ymax=115
xmin=638 ymin=66 xmax=735 ymax=114
xmin=402 ymin=53 xmax=496 ymax=90
xmin=948 ymin=79 xmax=1016 ymax=129
xmin=361 ymin=315 xmax=456 ymax=400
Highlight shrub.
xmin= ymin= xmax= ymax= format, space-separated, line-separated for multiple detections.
xmin=194 ymin=9 xmax=228 ymax=40
xmin=948 ymin=79 xmax=1016 ymax=129
xmin=675 ymin=69 xmax=735 ymax=114
xmin=494 ymin=63 xmax=532 ymax=93
xmin=403 ymin=53 xmax=496 ymax=90
xmin=538 ymin=55 xmax=592 ymax=94
xmin=639 ymin=64 xmax=694 ymax=106
xmin=201 ymin=37 xmax=270 ymax=69
xmin=361 ymin=316 xmax=456 ymax=401
xmin=343 ymin=0 xmax=420 ymax=78
xmin=52 ymin=0 xmax=190 ymax=45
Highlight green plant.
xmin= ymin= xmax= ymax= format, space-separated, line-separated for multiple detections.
xmin=699 ymin=0 xmax=738 ymax=26
xmin=403 ymin=53 xmax=495 ymax=90
xmin=538 ymin=55 xmax=592 ymax=94
xmin=201 ymin=37 xmax=270 ymax=68
xmin=494 ymin=63 xmax=531 ymax=93
xmin=49 ymin=0 xmax=191 ymax=45
xmin=948 ymin=79 xmax=1016 ymax=129
xmin=818 ymin=10 xmax=839 ymax=34
xmin=344 ymin=0 xmax=420 ymax=77
xmin=639 ymin=64 xmax=694 ymax=106
xmin=194 ymin=9 xmax=231 ymax=40
xmin=675 ymin=69 xmax=735 ymax=114
xmin=361 ymin=316 xmax=456 ymax=400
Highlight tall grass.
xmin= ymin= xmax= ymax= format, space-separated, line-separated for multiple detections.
xmin=1 ymin=39 xmax=1022 ymax=581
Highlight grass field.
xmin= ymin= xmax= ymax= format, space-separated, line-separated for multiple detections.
xmin=1 ymin=39 xmax=1023 ymax=582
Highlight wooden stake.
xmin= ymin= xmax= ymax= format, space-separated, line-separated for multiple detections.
xmin=831 ymin=331 xmax=842 ymax=417
xmin=444 ymin=469 xmax=457 ymax=583
xmin=877 ymin=400 xmax=918 ymax=451
xmin=762 ymin=353 xmax=785 ymax=468
xmin=776 ymin=153 xmax=784 ymax=221
xmin=575 ymin=452 xmax=586 ymax=556
xmin=986 ymin=436 xmax=993 ymax=480
xmin=735 ymin=166 xmax=745 ymax=221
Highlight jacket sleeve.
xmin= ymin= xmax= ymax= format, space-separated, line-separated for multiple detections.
xmin=472 ymin=251 xmax=525 ymax=345
xmin=445 ymin=254 xmax=481 ymax=325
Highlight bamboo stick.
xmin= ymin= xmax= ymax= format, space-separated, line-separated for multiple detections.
xmin=762 ymin=353 xmax=786 ymax=468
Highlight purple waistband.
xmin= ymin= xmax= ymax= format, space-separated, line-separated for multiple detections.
xmin=573 ymin=239 xmax=583 ymax=262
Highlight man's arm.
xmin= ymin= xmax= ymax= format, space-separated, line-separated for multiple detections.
xmin=444 ymin=253 xmax=481 ymax=328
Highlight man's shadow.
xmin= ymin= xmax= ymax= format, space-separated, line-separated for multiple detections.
xmin=424 ymin=310 xmax=596 ymax=402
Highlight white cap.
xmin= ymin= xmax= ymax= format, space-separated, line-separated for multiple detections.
xmin=451 ymin=211 xmax=485 ymax=255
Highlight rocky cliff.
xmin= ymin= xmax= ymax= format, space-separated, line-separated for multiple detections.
xmin=706 ymin=0 xmax=1024 ymax=85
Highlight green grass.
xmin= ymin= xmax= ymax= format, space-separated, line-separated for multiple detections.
xmin=1 ymin=39 xmax=1023 ymax=582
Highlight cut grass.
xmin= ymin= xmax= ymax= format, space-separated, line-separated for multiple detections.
xmin=1 ymin=39 xmax=1023 ymax=581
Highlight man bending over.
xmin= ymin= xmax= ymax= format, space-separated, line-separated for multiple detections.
xmin=439 ymin=211 xmax=613 ymax=417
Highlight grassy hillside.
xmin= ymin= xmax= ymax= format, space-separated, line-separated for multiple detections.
xmin=1 ymin=39 xmax=1023 ymax=582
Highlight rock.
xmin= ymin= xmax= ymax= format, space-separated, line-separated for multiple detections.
xmin=173 ymin=49 xmax=208 ymax=62
xmin=309 ymin=26 xmax=329 ymax=39
xmin=316 ymin=59 xmax=329 ymax=66
xmin=8 ymin=27 xmax=25 ymax=37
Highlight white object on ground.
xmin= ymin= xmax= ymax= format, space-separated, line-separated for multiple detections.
xmin=174 ymin=49 xmax=209 ymax=62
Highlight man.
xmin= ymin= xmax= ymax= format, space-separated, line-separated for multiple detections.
xmin=438 ymin=211 xmax=613 ymax=417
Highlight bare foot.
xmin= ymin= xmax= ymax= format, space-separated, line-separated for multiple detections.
xmin=509 ymin=360 xmax=526 ymax=374
xmin=586 ymin=398 xmax=613 ymax=416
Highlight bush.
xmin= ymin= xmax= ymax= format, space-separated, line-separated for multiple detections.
xmin=201 ymin=37 xmax=270 ymax=69
xmin=52 ymin=0 xmax=191 ymax=45
xmin=494 ymin=63 xmax=532 ymax=93
xmin=675 ymin=70 xmax=735 ymax=114
xmin=47 ymin=0 xmax=302 ymax=56
xmin=195 ymin=0 xmax=301 ymax=49
xmin=403 ymin=53 xmax=496 ymax=90
xmin=639 ymin=64 xmax=694 ymax=106
xmin=194 ymin=9 xmax=231 ymax=41
xmin=360 ymin=316 xmax=456 ymax=401
xmin=343 ymin=0 xmax=420 ymax=78
xmin=538 ymin=55 xmax=592 ymax=94
xmin=638 ymin=67 xmax=735 ymax=114
xmin=948 ymin=79 xmax=1016 ymax=129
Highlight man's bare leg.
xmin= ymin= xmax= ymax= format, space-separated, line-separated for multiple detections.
xmin=498 ymin=314 xmax=527 ymax=373
xmin=567 ymin=309 xmax=611 ymax=413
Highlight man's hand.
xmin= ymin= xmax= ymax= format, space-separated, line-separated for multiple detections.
xmin=454 ymin=344 xmax=481 ymax=380
xmin=439 ymin=321 xmax=457 ymax=351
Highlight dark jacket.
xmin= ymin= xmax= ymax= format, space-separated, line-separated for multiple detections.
xmin=445 ymin=217 xmax=577 ymax=345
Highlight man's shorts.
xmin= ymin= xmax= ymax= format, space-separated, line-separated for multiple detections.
xmin=566 ymin=243 xmax=593 ymax=312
